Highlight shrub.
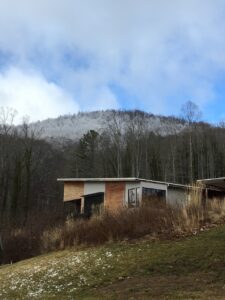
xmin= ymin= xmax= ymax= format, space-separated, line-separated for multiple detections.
xmin=1 ymin=189 xmax=225 ymax=264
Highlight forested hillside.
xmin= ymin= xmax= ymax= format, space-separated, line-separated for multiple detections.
xmin=1 ymin=103 xmax=225 ymax=227
xmin=29 ymin=109 xmax=185 ymax=142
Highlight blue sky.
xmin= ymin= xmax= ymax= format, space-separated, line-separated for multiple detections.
xmin=0 ymin=0 xmax=225 ymax=124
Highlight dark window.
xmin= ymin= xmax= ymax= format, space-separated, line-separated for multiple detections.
xmin=64 ymin=199 xmax=81 ymax=218
xmin=84 ymin=193 xmax=104 ymax=218
xmin=142 ymin=187 xmax=166 ymax=207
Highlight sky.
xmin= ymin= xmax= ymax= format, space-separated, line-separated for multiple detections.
xmin=0 ymin=1 xmax=225 ymax=124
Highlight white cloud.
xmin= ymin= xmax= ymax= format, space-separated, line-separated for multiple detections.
xmin=0 ymin=68 xmax=79 ymax=124
xmin=0 ymin=1 xmax=225 ymax=119
xmin=81 ymin=87 xmax=119 ymax=111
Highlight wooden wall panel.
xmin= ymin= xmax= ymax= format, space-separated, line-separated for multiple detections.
xmin=64 ymin=182 xmax=84 ymax=202
xmin=105 ymin=182 xmax=125 ymax=211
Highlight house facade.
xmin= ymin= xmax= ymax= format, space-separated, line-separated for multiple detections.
xmin=57 ymin=178 xmax=190 ymax=217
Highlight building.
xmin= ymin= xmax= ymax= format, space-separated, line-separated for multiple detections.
xmin=197 ymin=177 xmax=225 ymax=201
xmin=57 ymin=178 xmax=190 ymax=217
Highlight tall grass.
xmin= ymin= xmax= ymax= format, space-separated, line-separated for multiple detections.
xmin=1 ymin=187 xmax=225 ymax=264
xmin=40 ymin=186 xmax=225 ymax=252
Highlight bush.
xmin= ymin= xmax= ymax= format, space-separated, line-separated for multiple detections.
xmin=40 ymin=193 xmax=225 ymax=252
xmin=1 ymin=190 xmax=225 ymax=264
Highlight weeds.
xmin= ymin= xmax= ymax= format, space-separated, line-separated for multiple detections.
xmin=1 ymin=187 xmax=225 ymax=264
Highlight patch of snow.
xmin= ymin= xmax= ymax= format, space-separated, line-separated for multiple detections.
xmin=24 ymin=110 xmax=185 ymax=143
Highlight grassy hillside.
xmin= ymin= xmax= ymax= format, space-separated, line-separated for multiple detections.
xmin=1 ymin=225 xmax=225 ymax=299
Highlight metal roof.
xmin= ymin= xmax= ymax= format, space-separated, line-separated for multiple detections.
xmin=57 ymin=177 xmax=139 ymax=182
xmin=197 ymin=177 xmax=225 ymax=190
xmin=57 ymin=177 xmax=190 ymax=189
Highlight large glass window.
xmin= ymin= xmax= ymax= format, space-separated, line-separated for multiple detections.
xmin=142 ymin=187 xmax=166 ymax=207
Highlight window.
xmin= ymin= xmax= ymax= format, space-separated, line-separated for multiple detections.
xmin=128 ymin=188 xmax=140 ymax=207
xmin=142 ymin=187 xmax=166 ymax=207
xmin=64 ymin=199 xmax=81 ymax=218
xmin=84 ymin=193 xmax=104 ymax=218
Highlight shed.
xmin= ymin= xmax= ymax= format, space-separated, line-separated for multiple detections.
xmin=197 ymin=177 xmax=225 ymax=201
xmin=57 ymin=178 xmax=190 ymax=217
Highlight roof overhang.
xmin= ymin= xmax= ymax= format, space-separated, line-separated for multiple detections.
xmin=197 ymin=177 xmax=225 ymax=190
xmin=81 ymin=192 xmax=104 ymax=197
xmin=57 ymin=177 xmax=140 ymax=182
xmin=167 ymin=183 xmax=191 ymax=190
xmin=57 ymin=177 xmax=191 ymax=189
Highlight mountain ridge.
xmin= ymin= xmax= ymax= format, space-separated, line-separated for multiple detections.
xmin=28 ymin=109 xmax=186 ymax=142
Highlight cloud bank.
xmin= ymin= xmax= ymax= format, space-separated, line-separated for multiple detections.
xmin=0 ymin=1 xmax=225 ymax=122
xmin=0 ymin=68 xmax=79 ymax=124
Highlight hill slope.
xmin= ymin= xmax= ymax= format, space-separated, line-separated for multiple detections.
xmin=1 ymin=225 xmax=225 ymax=299
xmin=29 ymin=110 xmax=185 ymax=142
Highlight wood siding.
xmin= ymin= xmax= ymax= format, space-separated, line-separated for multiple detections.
xmin=105 ymin=182 xmax=125 ymax=211
xmin=64 ymin=182 xmax=84 ymax=202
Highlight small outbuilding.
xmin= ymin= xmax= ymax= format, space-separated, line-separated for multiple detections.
xmin=197 ymin=177 xmax=225 ymax=201
xmin=57 ymin=178 xmax=190 ymax=217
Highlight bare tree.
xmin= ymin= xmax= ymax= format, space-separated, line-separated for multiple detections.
xmin=181 ymin=101 xmax=202 ymax=124
xmin=125 ymin=111 xmax=147 ymax=177
xmin=0 ymin=107 xmax=17 ymax=219
xmin=181 ymin=101 xmax=202 ymax=183
xmin=0 ymin=107 xmax=17 ymax=135
xmin=106 ymin=111 xmax=124 ymax=177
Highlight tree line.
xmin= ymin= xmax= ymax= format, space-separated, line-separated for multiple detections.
xmin=1 ymin=102 xmax=225 ymax=226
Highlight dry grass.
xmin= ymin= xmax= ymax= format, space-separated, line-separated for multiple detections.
xmin=2 ymin=223 xmax=225 ymax=299
xmin=174 ymin=185 xmax=225 ymax=233
xmin=2 ymin=187 xmax=225 ymax=264
xmin=40 ymin=207 xmax=173 ymax=252
xmin=40 ymin=187 xmax=225 ymax=253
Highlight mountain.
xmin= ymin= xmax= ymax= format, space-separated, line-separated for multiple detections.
xmin=29 ymin=110 xmax=186 ymax=142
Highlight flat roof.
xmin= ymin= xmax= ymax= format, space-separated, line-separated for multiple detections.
xmin=57 ymin=177 xmax=140 ymax=182
xmin=197 ymin=177 xmax=225 ymax=190
xmin=57 ymin=177 xmax=190 ymax=189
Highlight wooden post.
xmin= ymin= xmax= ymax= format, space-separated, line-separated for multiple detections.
xmin=81 ymin=197 xmax=85 ymax=214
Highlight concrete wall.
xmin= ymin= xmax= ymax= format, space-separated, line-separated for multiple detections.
xmin=167 ymin=187 xmax=188 ymax=206
xmin=105 ymin=182 xmax=125 ymax=211
xmin=64 ymin=182 xmax=84 ymax=201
